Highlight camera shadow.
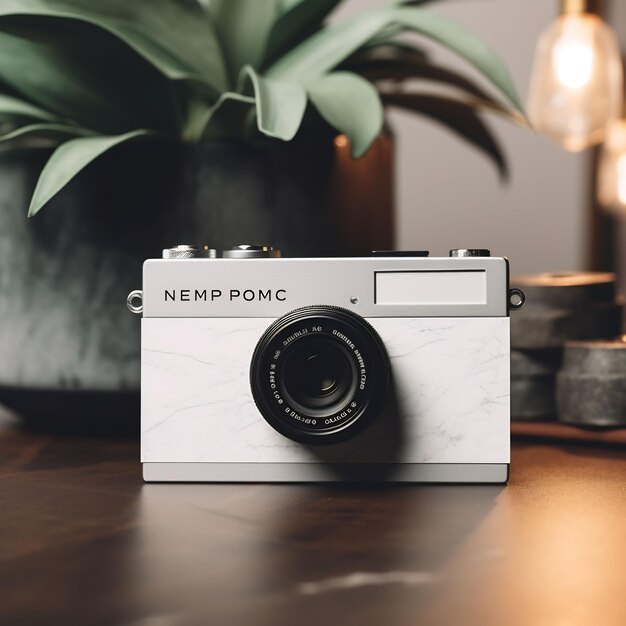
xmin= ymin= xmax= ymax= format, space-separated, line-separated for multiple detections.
xmin=302 ymin=374 xmax=406 ymax=481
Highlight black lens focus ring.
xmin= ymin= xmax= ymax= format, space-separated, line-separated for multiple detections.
xmin=250 ymin=306 xmax=389 ymax=445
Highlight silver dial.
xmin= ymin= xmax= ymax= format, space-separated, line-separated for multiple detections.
xmin=162 ymin=245 xmax=216 ymax=259
xmin=449 ymin=249 xmax=491 ymax=258
xmin=223 ymin=245 xmax=281 ymax=259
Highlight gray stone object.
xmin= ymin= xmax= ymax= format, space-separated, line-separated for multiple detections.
xmin=509 ymin=272 xmax=623 ymax=425
xmin=510 ymin=349 xmax=560 ymax=421
xmin=511 ymin=376 xmax=557 ymax=420
xmin=511 ymin=270 xmax=621 ymax=350
xmin=511 ymin=301 xmax=623 ymax=349
xmin=510 ymin=349 xmax=562 ymax=377
xmin=557 ymin=338 xmax=626 ymax=427
xmin=511 ymin=272 xmax=616 ymax=309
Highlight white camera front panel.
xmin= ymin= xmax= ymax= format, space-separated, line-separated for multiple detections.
xmin=141 ymin=317 xmax=510 ymax=465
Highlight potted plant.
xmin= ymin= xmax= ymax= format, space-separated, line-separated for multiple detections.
xmin=0 ymin=0 xmax=524 ymax=428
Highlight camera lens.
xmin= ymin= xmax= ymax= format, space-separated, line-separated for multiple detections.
xmin=250 ymin=306 xmax=389 ymax=444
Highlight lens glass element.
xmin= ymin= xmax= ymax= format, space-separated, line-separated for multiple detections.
xmin=282 ymin=338 xmax=357 ymax=416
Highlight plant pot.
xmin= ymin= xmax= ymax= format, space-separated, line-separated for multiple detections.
xmin=0 ymin=134 xmax=393 ymax=432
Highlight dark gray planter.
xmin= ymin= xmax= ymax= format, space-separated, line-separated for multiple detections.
xmin=0 ymin=136 xmax=338 ymax=430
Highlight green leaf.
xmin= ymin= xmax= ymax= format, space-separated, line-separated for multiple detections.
xmin=267 ymin=6 xmax=523 ymax=114
xmin=263 ymin=0 xmax=341 ymax=68
xmin=0 ymin=19 xmax=179 ymax=135
xmin=267 ymin=12 xmax=382 ymax=81
xmin=382 ymin=92 xmax=508 ymax=179
xmin=356 ymin=40 xmax=428 ymax=64
xmin=209 ymin=0 xmax=281 ymax=82
xmin=0 ymin=121 xmax=94 ymax=142
xmin=359 ymin=23 xmax=420 ymax=53
xmin=394 ymin=8 xmax=523 ymax=113
xmin=28 ymin=129 xmax=155 ymax=217
xmin=307 ymin=71 xmax=383 ymax=158
xmin=0 ymin=92 xmax=61 ymax=123
xmin=239 ymin=66 xmax=307 ymax=141
xmin=0 ymin=0 xmax=228 ymax=92
xmin=200 ymin=92 xmax=256 ymax=141
xmin=346 ymin=56 xmax=527 ymax=126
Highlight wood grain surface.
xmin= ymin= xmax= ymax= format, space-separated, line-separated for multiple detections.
xmin=512 ymin=419 xmax=626 ymax=446
xmin=1 ymin=407 xmax=626 ymax=626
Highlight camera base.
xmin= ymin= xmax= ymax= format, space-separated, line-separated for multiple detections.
xmin=142 ymin=462 xmax=508 ymax=484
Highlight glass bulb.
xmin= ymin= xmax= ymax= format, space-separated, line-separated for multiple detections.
xmin=597 ymin=119 xmax=626 ymax=213
xmin=527 ymin=13 xmax=623 ymax=152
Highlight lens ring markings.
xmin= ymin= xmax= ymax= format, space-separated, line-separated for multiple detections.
xmin=249 ymin=306 xmax=390 ymax=445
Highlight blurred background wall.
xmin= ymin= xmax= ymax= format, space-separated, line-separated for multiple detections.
xmin=336 ymin=0 xmax=589 ymax=274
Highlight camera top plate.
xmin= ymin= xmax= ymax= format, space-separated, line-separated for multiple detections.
xmin=139 ymin=255 xmax=511 ymax=319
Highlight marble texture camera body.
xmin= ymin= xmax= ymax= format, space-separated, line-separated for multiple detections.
xmin=133 ymin=248 xmax=518 ymax=483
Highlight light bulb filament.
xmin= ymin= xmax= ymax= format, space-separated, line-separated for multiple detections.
xmin=553 ymin=36 xmax=593 ymax=88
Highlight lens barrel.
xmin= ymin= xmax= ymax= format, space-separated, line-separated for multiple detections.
xmin=250 ymin=306 xmax=389 ymax=444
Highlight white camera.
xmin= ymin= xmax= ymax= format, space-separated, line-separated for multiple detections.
xmin=129 ymin=245 xmax=524 ymax=483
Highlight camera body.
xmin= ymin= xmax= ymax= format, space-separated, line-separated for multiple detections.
xmin=134 ymin=246 xmax=519 ymax=483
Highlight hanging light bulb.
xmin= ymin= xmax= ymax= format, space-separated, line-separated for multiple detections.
xmin=527 ymin=0 xmax=623 ymax=152
xmin=597 ymin=119 xmax=626 ymax=213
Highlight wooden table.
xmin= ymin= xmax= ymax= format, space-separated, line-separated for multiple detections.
xmin=2 ymin=409 xmax=626 ymax=626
